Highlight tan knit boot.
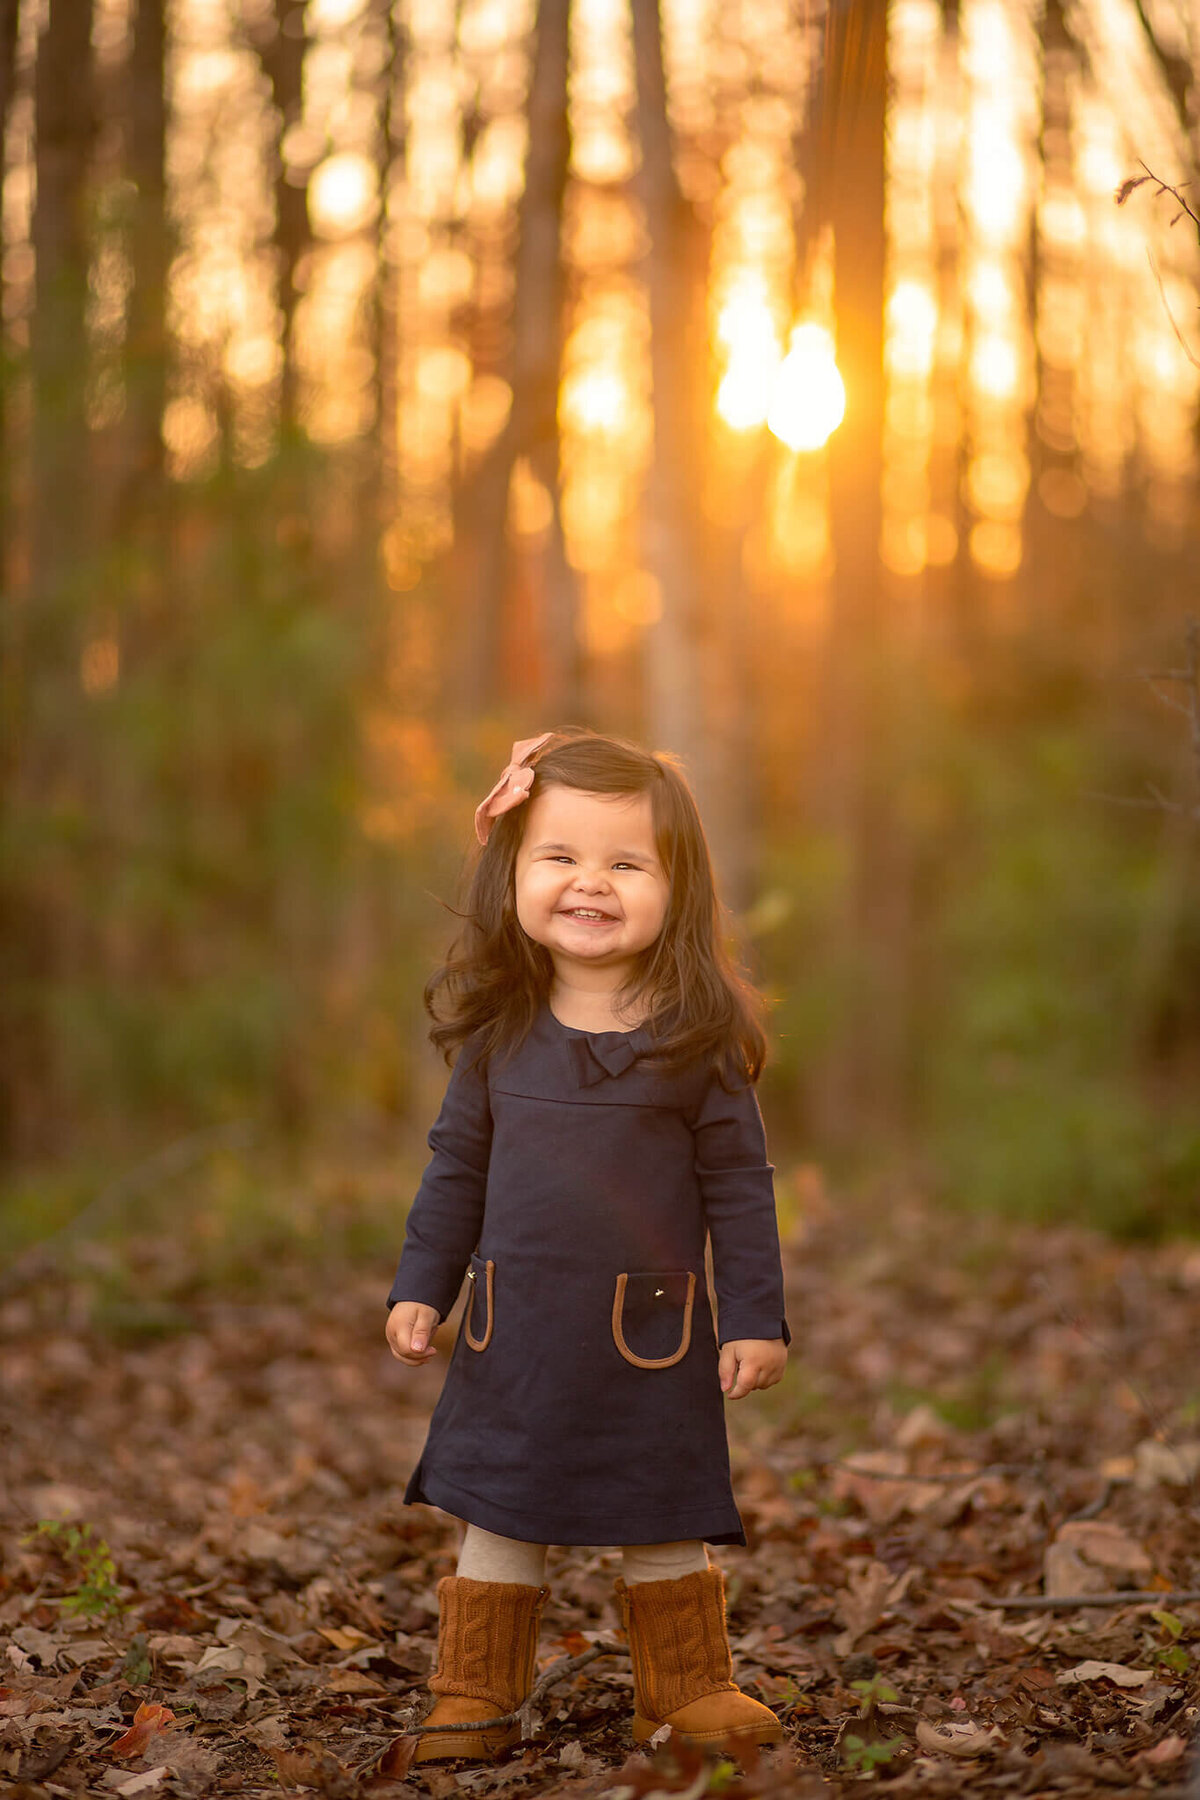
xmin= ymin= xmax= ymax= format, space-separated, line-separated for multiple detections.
xmin=616 ymin=1567 xmax=782 ymax=1750
xmin=414 ymin=1576 xmax=548 ymax=1763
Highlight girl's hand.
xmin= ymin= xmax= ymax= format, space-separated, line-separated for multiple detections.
xmin=719 ymin=1337 xmax=787 ymax=1400
xmin=386 ymin=1301 xmax=442 ymax=1365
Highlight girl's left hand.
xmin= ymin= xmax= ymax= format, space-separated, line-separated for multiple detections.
xmin=719 ymin=1337 xmax=788 ymax=1400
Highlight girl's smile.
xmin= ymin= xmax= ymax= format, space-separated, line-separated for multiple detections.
xmin=514 ymin=787 xmax=669 ymax=992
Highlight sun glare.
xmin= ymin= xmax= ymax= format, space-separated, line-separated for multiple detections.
xmin=715 ymin=283 xmax=782 ymax=430
xmin=766 ymin=324 xmax=846 ymax=452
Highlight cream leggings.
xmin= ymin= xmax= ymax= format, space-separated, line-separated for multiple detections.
xmin=457 ymin=1524 xmax=709 ymax=1586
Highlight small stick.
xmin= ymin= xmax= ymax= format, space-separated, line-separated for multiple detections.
xmin=983 ymin=1590 xmax=1200 ymax=1611
xmin=396 ymin=1642 xmax=614 ymax=1737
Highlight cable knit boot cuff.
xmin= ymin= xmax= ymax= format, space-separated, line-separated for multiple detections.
xmin=616 ymin=1567 xmax=782 ymax=1750
xmin=416 ymin=1576 xmax=548 ymax=1764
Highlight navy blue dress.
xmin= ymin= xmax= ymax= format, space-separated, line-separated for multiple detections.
xmin=387 ymin=1004 xmax=789 ymax=1548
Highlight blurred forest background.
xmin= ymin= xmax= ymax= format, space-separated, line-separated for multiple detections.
xmin=2 ymin=0 xmax=1200 ymax=1238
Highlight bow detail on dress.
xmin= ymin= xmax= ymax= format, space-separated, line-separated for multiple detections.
xmin=567 ymin=1029 xmax=648 ymax=1088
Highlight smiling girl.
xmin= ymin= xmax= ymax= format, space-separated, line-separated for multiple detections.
xmin=385 ymin=729 xmax=789 ymax=1763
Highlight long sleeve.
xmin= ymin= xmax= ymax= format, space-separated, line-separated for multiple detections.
xmin=387 ymin=1051 xmax=492 ymax=1321
xmin=690 ymin=1075 xmax=790 ymax=1346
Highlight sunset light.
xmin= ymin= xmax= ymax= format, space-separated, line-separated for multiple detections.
xmin=715 ymin=283 xmax=782 ymax=430
xmin=766 ymin=324 xmax=846 ymax=452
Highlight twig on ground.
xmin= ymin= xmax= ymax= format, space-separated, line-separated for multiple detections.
xmin=390 ymin=1641 xmax=616 ymax=1740
xmin=982 ymin=1590 xmax=1200 ymax=1611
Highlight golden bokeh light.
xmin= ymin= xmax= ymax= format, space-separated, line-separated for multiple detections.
xmin=560 ymin=366 xmax=629 ymax=436
xmin=766 ymin=324 xmax=846 ymax=453
xmin=969 ymin=518 xmax=1022 ymax=577
xmin=714 ymin=280 xmax=783 ymax=430
xmin=309 ymin=152 xmax=379 ymax=237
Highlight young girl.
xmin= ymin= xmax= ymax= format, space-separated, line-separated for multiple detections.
xmin=385 ymin=730 xmax=789 ymax=1763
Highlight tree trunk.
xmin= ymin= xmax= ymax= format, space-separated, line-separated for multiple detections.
xmin=121 ymin=0 xmax=168 ymax=515
xmin=256 ymin=0 xmax=310 ymax=439
xmin=459 ymin=0 xmax=578 ymax=720
xmin=31 ymin=0 xmax=97 ymax=603
xmin=371 ymin=0 xmax=406 ymax=512
xmin=629 ymin=0 xmax=717 ymax=818
xmin=811 ymin=0 xmax=902 ymax=1148
xmin=1 ymin=0 xmax=97 ymax=1161
xmin=0 ymin=0 xmax=20 ymax=586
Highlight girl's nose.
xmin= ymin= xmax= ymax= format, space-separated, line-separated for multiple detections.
xmin=572 ymin=867 xmax=611 ymax=892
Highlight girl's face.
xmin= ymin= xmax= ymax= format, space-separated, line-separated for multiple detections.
xmin=514 ymin=785 xmax=669 ymax=987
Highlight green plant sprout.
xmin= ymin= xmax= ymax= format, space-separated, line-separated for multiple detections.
xmin=1149 ymin=1609 xmax=1190 ymax=1676
xmin=27 ymin=1520 xmax=125 ymax=1618
xmin=841 ymin=1674 xmax=906 ymax=1774
xmin=841 ymin=1732 xmax=905 ymax=1775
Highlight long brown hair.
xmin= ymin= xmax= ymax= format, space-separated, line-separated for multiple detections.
xmin=426 ymin=729 xmax=767 ymax=1083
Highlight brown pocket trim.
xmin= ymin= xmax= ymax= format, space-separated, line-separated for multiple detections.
xmin=465 ymin=1258 xmax=494 ymax=1351
xmin=611 ymin=1271 xmax=695 ymax=1369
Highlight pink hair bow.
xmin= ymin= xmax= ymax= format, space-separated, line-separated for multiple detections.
xmin=474 ymin=732 xmax=554 ymax=844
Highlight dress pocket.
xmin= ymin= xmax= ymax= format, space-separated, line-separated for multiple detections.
xmin=464 ymin=1252 xmax=494 ymax=1351
xmin=611 ymin=1271 xmax=696 ymax=1369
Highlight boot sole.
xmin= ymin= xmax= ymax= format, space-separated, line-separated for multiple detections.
xmin=632 ymin=1714 xmax=784 ymax=1748
xmin=413 ymin=1724 xmax=518 ymax=1764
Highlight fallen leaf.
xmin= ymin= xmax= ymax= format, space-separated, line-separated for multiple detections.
xmin=915 ymin=1718 xmax=1005 ymax=1757
xmin=146 ymin=1634 xmax=201 ymax=1663
xmin=110 ymin=1701 xmax=179 ymax=1759
xmin=834 ymin=1561 xmax=903 ymax=1655
xmin=10 ymin=1627 xmax=59 ymax=1666
xmin=1133 ymin=1439 xmax=1200 ymax=1489
xmin=315 ymin=1627 xmax=374 ymax=1652
xmin=243 ymin=1713 xmax=291 ymax=1750
xmin=322 ymin=1669 xmax=387 ymax=1695
xmin=1043 ymin=1518 xmax=1155 ymax=1598
xmin=269 ymin=1746 xmax=323 ymax=1789
xmin=193 ymin=1643 xmax=267 ymax=1696
xmin=1056 ymin=1661 xmax=1155 ymax=1688
xmin=376 ymin=1734 xmax=418 ymax=1780
xmin=111 ymin=1766 xmax=170 ymax=1796
xmin=1143 ymin=1734 xmax=1187 ymax=1766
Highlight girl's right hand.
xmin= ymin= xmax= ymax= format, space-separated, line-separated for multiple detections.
xmin=386 ymin=1301 xmax=442 ymax=1365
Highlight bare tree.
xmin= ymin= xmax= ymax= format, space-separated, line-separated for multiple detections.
xmin=2 ymin=0 xmax=98 ymax=1161
xmin=254 ymin=0 xmax=311 ymax=438
xmin=457 ymin=0 xmax=578 ymax=718
xmin=30 ymin=0 xmax=97 ymax=602
xmin=629 ymin=0 xmax=712 ymax=793
xmin=370 ymin=0 xmax=406 ymax=509
xmin=121 ymin=0 xmax=168 ymax=516
xmin=811 ymin=0 xmax=910 ymax=1142
xmin=0 ymin=0 xmax=21 ymax=590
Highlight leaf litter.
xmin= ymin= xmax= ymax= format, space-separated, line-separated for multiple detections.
xmin=1 ymin=1186 xmax=1198 ymax=1795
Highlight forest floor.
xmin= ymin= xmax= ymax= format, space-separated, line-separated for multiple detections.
xmin=2 ymin=1158 xmax=1199 ymax=1799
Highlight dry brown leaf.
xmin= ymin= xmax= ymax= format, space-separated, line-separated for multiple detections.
xmin=192 ymin=1643 xmax=267 ymax=1697
xmin=242 ymin=1713 xmax=291 ymax=1750
xmin=1056 ymin=1660 xmax=1155 ymax=1688
xmin=376 ymin=1733 xmax=419 ymax=1780
xmin=315 ymin=1627 xmax=373 ymax=1651
xmin=831 ymin=1452 xmax=934 ymax=1525
xmin=1142 ymin=1734 xmax=1187 ymax=1766
xmin=1043 ymin=1520 xmax=1152 ymax=1598
xmin=109 ymin=1766 xmax=170 ymax=1796
xmin=1133 ymin=1439 xmax=1200 ymax=1489
xmin=915 ymin=1718 xmax=1005 ymax=1758
xmin=833 ymin=1560 xmax=903 ymax=1654
xmin=321 ymin=1669 xmax=387 ymax=1695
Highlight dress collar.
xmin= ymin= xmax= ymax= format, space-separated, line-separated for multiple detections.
xmin=546 ymin=1006 xmax=652 ymax=1087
